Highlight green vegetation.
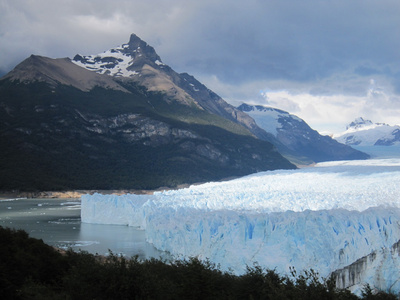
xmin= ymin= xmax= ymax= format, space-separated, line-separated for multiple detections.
xmin=0 ymin=80 xmax=294 ymax=191
xmin=1 ymin=226 xmax=398 ymax=300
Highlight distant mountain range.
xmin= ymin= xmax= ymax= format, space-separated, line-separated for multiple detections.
xmin=237 ymin=104 xmax=369 ymax=164
xmin=0 ymin=34 xmax=370 ymax=191
xmin=334 ymin=117 xmax=400 ymax=146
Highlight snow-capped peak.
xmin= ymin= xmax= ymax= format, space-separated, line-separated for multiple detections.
xmin=346 ymin=117 xmax=373 ymax=130
xmin=72 ymin=33 xmax=164 ymax=78
xmin=237 ymin=104 xmax=370 ymax=163
xmin=334 ymin=118 xmax=400 ymax=146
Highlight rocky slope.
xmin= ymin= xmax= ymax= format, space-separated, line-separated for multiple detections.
xmin=0 ymin=35 xmax=295 ymax=191
xmin=237 ymin=103 xmax=369 ymax=163
xmin=72 ymin=34 xmax=276 ymax=141
xmin=3 ymin=55 xmax=128 ymax=92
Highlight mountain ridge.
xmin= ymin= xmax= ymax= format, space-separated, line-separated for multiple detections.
xmin=237 ymin=103 xmax=370 ymax=163
xmin=334 ymin=117 xmax=400 ymax=146
xmin=71 ymin=34 xmax=273 ymax=142
xmin=71 ymin=34 xmax=370 ymax=164
xmin=2 ymin=55 xmax=128 ymax=92
xmin=0 ymin=34 xmax=296 ymax=191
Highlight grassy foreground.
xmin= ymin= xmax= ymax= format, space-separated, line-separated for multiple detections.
xmin=0 ymin=226 xmax=397 ymax=300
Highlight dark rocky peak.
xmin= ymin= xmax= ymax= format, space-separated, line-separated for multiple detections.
xmin=236 ymin=103 xmax=254 ymax=112
xmin=72 ymin=33 xmax=165 ymax=77
xmin=123 ymin=34 xmax=162 ymax=62
xmin=346 ymin=117 xmax=373 ymax=130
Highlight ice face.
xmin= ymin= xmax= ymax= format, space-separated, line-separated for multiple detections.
xmin=81 ymin=158 xmax=400 ymax=292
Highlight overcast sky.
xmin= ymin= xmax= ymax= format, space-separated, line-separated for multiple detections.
xmin=1 ymin=0 xmax=399 ymax=133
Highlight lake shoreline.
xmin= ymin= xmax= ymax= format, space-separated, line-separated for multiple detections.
xmin=0 ymin=189 xmax=155 ymax=199
xmin=0 ymin=176 xmax=240 ymax=199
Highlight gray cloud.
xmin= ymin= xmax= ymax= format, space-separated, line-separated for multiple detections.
xmin=1 ymin=0 xmax=400 ymax=132
xmin=156 ymin=1 xmax=400 ymax=82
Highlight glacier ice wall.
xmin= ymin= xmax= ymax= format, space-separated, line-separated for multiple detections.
xmin=81 ymin=158 xmax=400 ymax=292
xmin=333 ymin=240 xmax=400 ymax=295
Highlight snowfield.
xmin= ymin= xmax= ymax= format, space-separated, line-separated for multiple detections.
xmin=81 ymin=158 xmax=400 ymax=293
xmin=333 ymin=117 xmax=400 ymax=146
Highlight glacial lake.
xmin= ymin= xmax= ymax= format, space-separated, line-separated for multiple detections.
xmin=0 ymin=197 xmax=168 ymax=259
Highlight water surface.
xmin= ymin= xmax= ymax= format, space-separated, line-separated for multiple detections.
xmin=0 ymin=197 xmax=167 ymax=259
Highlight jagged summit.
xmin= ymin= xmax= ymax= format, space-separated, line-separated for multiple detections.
xmin=346 ymin=117 xmax=374 ymax=130
xmin=334 ymin=118 xmax=400 ymax=146
xmin=126 ymin=33 xmax=161 ymax=62
xmin=73 ymin=33 xmax=165 ymax=78
xmin=72 ymin=33 xmax=208 ymax=108
xmin=71 ymin=34 xmax=266 ymax=136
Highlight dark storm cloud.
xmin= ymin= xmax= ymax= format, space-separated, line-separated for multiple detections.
xmin=161 ymin=0 xmax=400 ymax=84
xmin=1 ymin=0 xmax=399 ymax=131
xmin=2 ymin=0 xmax=398 ymax=81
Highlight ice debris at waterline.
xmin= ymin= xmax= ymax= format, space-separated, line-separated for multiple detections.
xmin=81 ymin=158 xmax=400 ymax=293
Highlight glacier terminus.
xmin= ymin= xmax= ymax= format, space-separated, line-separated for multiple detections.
xmin=81 ymin=158 xmax=400 ymax=295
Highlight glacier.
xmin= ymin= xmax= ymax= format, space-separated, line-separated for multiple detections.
xmin=81 ymin=158 xmax=400 ymax=293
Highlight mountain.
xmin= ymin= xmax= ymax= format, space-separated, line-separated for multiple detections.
xmin=72 ymin=34 xmax=268 ymax=137
xmin=0 ymin=35 xmax=295 ymax=191
xmin=334 ymin=117 xmax=400 ymax=146
xmin=3 ymin=55 xmax=129 ymax=92
xmin=237 ymin=103 xmax=370 ymax=163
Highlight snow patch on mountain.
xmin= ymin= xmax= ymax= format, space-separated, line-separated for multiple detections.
xmin=72 ymin=34 xmax=165 ymax=78
xmin=82 ymin=158 xmax=400 ymax=293
xmin=73 ymin=47 xmax=140 ymax=77
xmin=237 ymin=103 xmax=370 ymax=163
xmin=2 ymin=55 xmax=130 ymax=92
xmin=346 ymin=117 xmax=374 ymax=130
xmin=237 ymin=104 xmax=302 ymax=137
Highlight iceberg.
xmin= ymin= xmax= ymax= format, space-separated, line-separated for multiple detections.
xmin=81 ymin=158 xmax=400 ymax=293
